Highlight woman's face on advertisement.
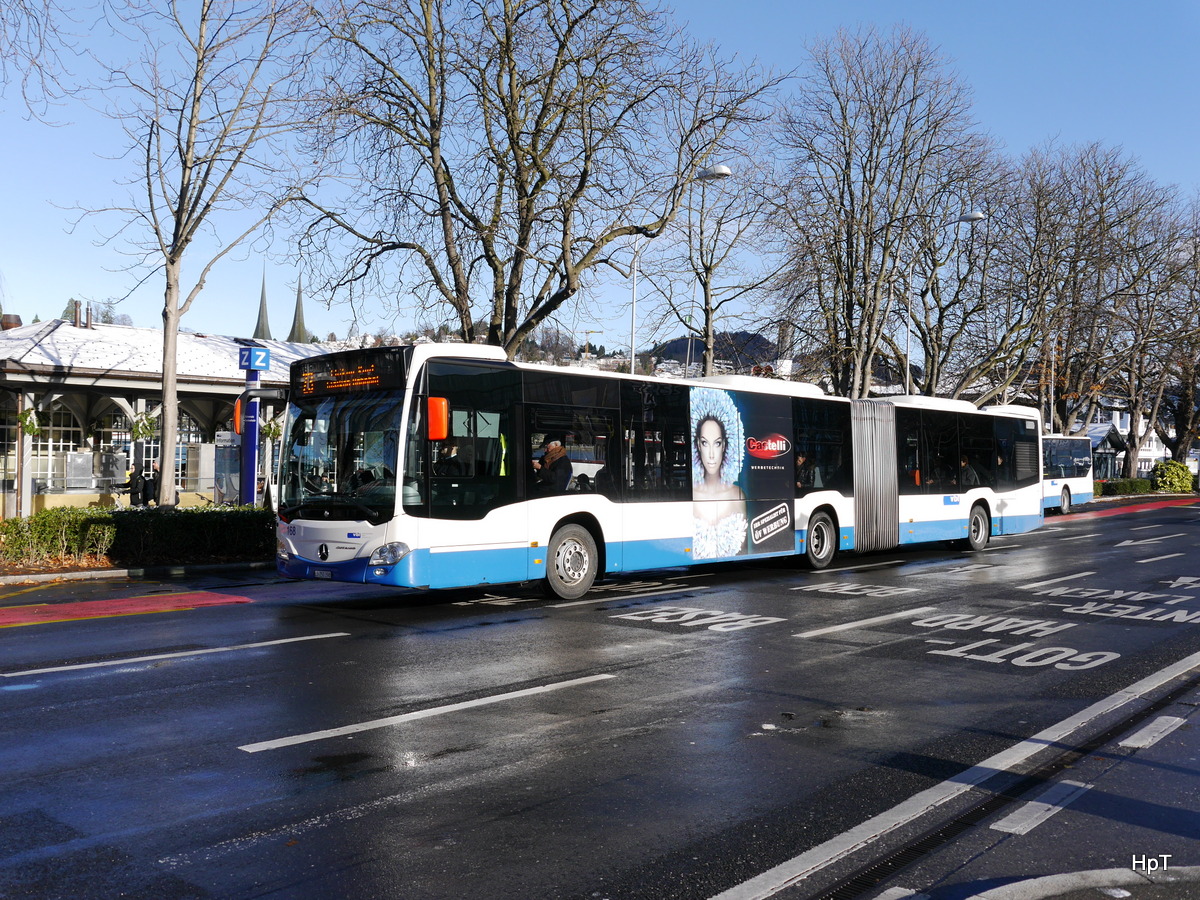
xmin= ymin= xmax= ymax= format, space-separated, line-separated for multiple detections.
xmin=697 ymin=418 xmax=725 ymax=477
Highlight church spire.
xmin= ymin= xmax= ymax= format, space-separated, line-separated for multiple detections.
xmin=252 ymin=272 xmax=272 ymax=340
xmin=287 ymin=276 xmax=308 ymax=343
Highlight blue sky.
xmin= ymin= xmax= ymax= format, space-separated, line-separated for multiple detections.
xmin=1 ymin=1 xmax=1197 ymax=346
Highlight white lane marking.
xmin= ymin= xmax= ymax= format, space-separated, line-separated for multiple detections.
xmin=1018 ymin=571 xmax=1095 ymax=590
xmin=1 ymin=633 xmax=350 ymax=678
xmin=708 ymin=647 xmax=1200 ymax=900
xmin=1119 ymin=715 xmax=1187 ymax=749
xmin=990 ymin=780 xmax=1092 ymax=835
xmin=552 ymin=586 xmax=697 ymax=608
xmin=239 ymin=673 xmax=616 ymax=753
xmin=1130 ymin=525 xmax=1163 ymax=531
xmin=1057 ymin=535 xmax=1093 ymax=542
xmin=794 ymin=608 xmax=938 ymax=639
xmin=1137 ymin=554 xmax=1184 ymax=564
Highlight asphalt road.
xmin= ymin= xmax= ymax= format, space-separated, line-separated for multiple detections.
xmin=1 ymin=499 xmax=1198 ymax=900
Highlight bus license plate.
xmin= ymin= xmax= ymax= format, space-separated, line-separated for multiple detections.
xmin=314 ymin=569 xmax=332 ymax=580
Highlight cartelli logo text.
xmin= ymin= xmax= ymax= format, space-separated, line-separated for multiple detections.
xmin=746 ymin=433 xmax=791 ymax=459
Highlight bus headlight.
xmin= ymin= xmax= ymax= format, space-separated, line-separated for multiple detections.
xmin=369 ymin=542 xmax=411 ymax=566
xmin=276 ymin=540 xmax=291 ymax=561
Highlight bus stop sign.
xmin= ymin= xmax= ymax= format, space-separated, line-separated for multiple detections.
xmin=238 ymin=347 xmax=270 ymax=371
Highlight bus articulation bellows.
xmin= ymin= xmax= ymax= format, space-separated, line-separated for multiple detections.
xmin=275 ymin=344 xmax=1044 ymax=599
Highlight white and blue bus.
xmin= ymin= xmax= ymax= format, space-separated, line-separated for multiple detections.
xmin=275 ymin=344 xmax=1043 ymax=599
xmin=1042 ymin=434 xmax=1094 ymax=514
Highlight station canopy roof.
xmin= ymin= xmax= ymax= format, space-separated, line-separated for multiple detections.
xmin=0 ymin=319 xmax=329 ymax=397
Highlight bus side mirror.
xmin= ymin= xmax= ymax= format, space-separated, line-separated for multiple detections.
xmin=428 ymin=397 xmax=449 ymax=441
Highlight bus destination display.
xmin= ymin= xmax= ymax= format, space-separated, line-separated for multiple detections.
xmin=293 ymin=348 xmax=409 ymax=397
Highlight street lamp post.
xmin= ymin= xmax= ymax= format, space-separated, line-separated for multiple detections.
xmin=904 ymin=210 xmax=985 ymax=395
xmin=629 ymin=164 xmax=732 ymax=378
xmin=628 ymin=240 xmax=640 ymax=374
xmin=691 ymin=164 xmax=732 ymax=376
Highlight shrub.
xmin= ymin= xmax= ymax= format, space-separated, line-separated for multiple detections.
xmin=1 ymin=506 xmax=274 ymax=568
xmin=1149 ymin=459 xmax=1194 ymax=493
xmin=1100 ymin=478 xmax=1153 ymax=496
xmin=0 ymin=507 xmax=115 ymax=565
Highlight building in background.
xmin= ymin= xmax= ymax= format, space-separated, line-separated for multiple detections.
xmin=0 ymin=302 xmax=324 ymax=517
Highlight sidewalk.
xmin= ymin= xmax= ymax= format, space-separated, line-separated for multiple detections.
xmin=939 ymin=657 xmax=1200 ymax=900
xmin=0 ymin=559 xmax=273 ymax=587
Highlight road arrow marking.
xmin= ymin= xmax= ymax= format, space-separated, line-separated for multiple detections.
xmin=1116 ymin=533 xmax=1185 ymax=546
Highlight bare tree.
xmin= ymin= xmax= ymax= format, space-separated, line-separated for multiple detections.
xmin=296 ymin=0 xmax=779 ymax=357
xmin=1157 ymin=197 xmax=1200 ymax=461
xmin=1112 ymin=255 xmax=1186 ymax=477
xmin=0 ymin=0 xmax=71 ymax=111
xmin=91 ymin=0 xmax=313 ymax=505
xmin=1017 ymin=143 xmax=1178 ymax=435
xmin=641 ymin=159 xmax=785 ymax=375
xmin=773 ymin=25 xmax=992 ymax=398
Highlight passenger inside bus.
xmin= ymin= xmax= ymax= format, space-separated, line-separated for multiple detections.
xmin=532 ymin=436 xmax=572 ymax=493
xmin=959 ymin=454 xmax=982 ymax=486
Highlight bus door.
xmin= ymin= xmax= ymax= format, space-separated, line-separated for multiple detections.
xmin=416 ymin=360 xmax=526 ymax=587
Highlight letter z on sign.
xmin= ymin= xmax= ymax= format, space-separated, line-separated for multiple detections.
xmin=610 ymin=605 xmax=784 ymax=632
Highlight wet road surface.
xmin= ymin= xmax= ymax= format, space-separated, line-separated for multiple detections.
xmin=1 ymin=499 xmax=1198 ymax=899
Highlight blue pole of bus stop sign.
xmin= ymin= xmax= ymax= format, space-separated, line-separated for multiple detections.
xmin=237 ymin=347 xmax=270 ymax=506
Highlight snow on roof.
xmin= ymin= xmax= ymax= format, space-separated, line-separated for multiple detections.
xmin=0 ymin=319 xmax=329 ymax=382
xmin=1086 ymin=421 xmax=1127 ymax=451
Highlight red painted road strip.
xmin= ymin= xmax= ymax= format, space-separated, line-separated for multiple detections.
xmin=0 ymin=592 xmax=253 ymax=628
xmin=1066 ymin=497 xmax=1199 ymax=519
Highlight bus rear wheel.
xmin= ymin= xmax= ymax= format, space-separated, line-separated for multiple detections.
xmin=1060 ymin=488 xmax=1072 ymax=515
xmin=805 ymin=511 xmax=837 ymax=569
xmin=543 ymin=524 xmax=598 ymax=600
xmin=962 ymin=503 xmax=990 ymax=551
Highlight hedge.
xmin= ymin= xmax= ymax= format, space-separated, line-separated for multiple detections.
xmin=1097 ymin=478 xmax=1154 ymax=496
xmin=0 ymin=506 xmax=275 ymax=567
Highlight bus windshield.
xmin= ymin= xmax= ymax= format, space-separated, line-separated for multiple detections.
xmin=278 ymin=391 xmax=404 ymax=524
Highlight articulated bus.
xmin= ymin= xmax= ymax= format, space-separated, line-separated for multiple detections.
xmin=1042 ymin=434 xmax=1094 ymax=514
xmin=275 ymin=344 xmax=1043 ymax=599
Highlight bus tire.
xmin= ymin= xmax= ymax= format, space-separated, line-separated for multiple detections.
xmin=805 ymin=511 xmax=837 ymax=570
xmin=1059 ymin=488 xmax=1071 ymax=515
xmin=963 ymin=503 xmax=990 ymax=551
xmin=543 ymin=524 xmax=598 ymax=600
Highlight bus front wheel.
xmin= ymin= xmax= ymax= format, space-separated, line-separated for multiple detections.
xmin=962 ymin=504 xmax=990 ymax=551
xmin=543 ymin=524 xmax=598 ymax=600
xmin=805 ymin=511 xmax=837 ymax=569
xmin=1060 ymin=488 xmax=1072 ymax=515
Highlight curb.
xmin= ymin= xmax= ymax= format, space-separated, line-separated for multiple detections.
xmin=0 ymin=560 xmax=275 ymax=586
xmin=965 ymin=866 xmax=1200 ymax=899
